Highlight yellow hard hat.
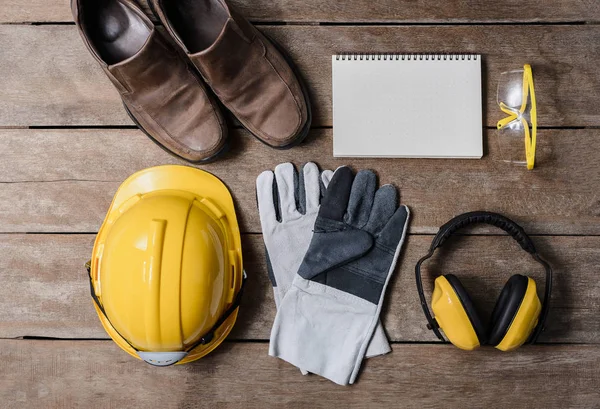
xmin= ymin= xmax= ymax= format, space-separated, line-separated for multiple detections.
xmin=87 ymin=165 xmax=245 ymax=366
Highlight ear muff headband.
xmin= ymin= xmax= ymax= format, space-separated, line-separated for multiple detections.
xmin=432 ymin=211 xmax=536 ymax=253
xmin=415 ymin=211 xmax=552 ymax=344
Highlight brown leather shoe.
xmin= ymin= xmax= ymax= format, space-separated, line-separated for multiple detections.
xmin=72 ymin=0 xmax=228 ymax=162
xmin=150 ymin=0 xmax=311 ymax=149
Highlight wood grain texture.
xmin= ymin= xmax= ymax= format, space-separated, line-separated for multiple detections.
xmin=1 ymin=233 xmax=597 ymax=343
xmin=1 ymin=340 xmax=599 ymax=408
xmin=2 ymin=0 xmax=600 ymax=23
xmin=2 ymin=25 xmax=600 ymax=127
xmin=1 ymin=1 xmax=598 ymax=404
xmin=1 ymin=128 xmax=599 ymax=235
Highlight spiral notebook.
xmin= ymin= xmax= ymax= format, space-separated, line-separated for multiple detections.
xmin=332 ymin=54 xmax=483 ymax=158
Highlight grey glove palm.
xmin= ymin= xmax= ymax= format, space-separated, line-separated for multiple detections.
xmin=269 ymin=167 xmax=410 ymax=385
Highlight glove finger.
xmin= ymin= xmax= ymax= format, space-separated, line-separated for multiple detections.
xmin=319 ymin=166 xmax=354 ymax=222
xmin=256 ymin=170 xmax=278 ymax=226
xmin=377 ymin=205 xmax=410 ymax=250
xmin=345 ymin=170 xmax=377 ymax=228
xmin=321 ymin=169 xmax=334 ymax=189
xmin=364 ymin=184 xmax=398 ymax=235
xmin=302 ymin=162 xmax=321 ymax=214
xmin=319 ymin=169 xmax=334 ymax=201
xmin=274 ymin=163 xmax=301 ymax=221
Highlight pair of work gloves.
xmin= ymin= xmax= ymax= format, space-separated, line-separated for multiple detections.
xmin=256 ymin=162 xmax=410 ymax=385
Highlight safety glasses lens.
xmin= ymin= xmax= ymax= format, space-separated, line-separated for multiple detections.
xmin=496 ymin=67 xmax=536 ymax=168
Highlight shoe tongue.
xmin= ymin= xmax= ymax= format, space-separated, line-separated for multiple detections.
xmin=189 ymin=18 xmax=253 ymax=85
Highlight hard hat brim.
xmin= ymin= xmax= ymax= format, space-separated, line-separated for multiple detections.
xmin=94 ymin=301 xmax=240 ymax=364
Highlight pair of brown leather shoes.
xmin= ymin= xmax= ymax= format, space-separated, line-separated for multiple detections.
xmin=72 ymin=0 xmax=311 ymax=162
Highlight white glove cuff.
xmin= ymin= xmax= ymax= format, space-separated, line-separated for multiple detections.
xmin=269 ymin=280 xmax=379 ymax=385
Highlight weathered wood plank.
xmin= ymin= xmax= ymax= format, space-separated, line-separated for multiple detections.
xmin=2 ymin=25 xmax=600 ymax=127
xmin=1 ymin=128 xmax=598 ymax=235
xmin=0 ymin=233 xmax=597 ymax=343
xmin=1 ymin=340 xmax=599 ymax=408
xmin=2 ymin=0 xmax=599 ymax=23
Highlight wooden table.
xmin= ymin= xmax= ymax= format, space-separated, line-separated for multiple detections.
xmin=1 ymin=1 xmax=600 ymax=407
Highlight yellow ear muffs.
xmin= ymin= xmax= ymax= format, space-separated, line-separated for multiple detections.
xmin=489 ymin=275 xmax=541 ymax=351
xmin=431 ymin=275 xmax=486 ymax=350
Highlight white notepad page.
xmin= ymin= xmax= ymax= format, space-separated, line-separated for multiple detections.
xmin=332 ymin=54 xmax=483 ymax=158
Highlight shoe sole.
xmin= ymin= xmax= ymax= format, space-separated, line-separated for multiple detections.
xmin=122 ymin=101 xmax=230 ymax=164
xmin=147 ymin=1 xmax=312 ymax=150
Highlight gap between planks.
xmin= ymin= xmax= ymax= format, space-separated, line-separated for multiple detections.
xmin=2 ymin=232 xmax=600 ymax=237
xmin=8 ymin=337 xmax=600 ymax=347
xmin=0 ymin=21 xmax=591 ymax=26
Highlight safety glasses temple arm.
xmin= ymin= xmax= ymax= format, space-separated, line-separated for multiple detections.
xmin=497 ymin=113 xmax=517 ymax=129
xmin=525 ymin=65 xmax=537 ymax=170
xmin=521 ymin=117 xmax=536 ymax=170
xmin=497 ymin=103 xmax=519 ymax=129
xmin=415 ymin=253 xmax=446 ymax=342
xmin=524 ymin=65 xmax=535 ymax=111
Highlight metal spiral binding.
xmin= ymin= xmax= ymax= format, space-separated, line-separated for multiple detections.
xmin=335 ymin=54 xmax=478 ymax=61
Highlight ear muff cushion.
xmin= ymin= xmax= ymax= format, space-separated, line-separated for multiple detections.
xmin=488 ymin=274 xmax=529 ymax=346
xmin=444 ymin=274 xmax=487 ymax=344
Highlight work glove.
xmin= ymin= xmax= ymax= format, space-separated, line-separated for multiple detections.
xmin=256 ymin=163 xmax=392 ymax=371
xmin=269 ymin=167 xmax=410 ymax=385
xmin=256 ymin=162 xmax=333 ymax=309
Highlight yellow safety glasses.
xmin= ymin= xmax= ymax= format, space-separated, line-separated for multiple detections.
xmin=496 ymin=64 xmax=537 ymax=170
